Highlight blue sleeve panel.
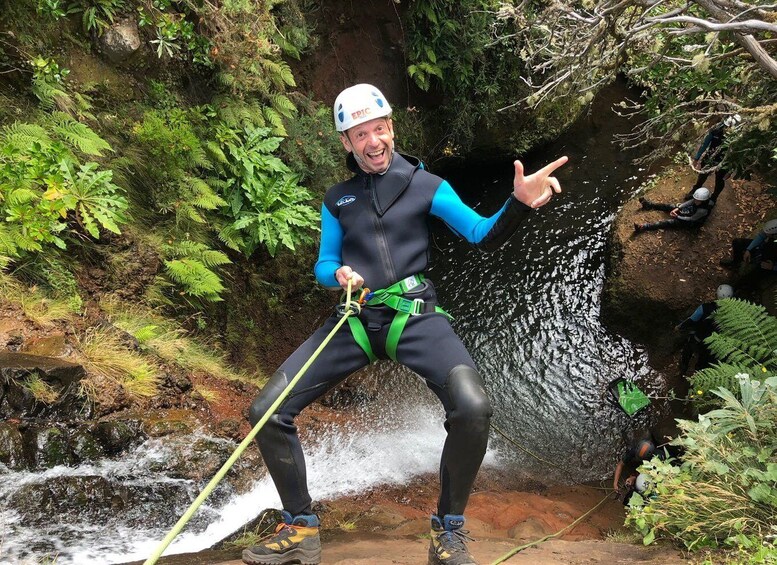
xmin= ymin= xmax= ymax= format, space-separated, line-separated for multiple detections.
xmin=689 ymin=305 xmax=705 ymax=322
xmin=748 ymin=233 xmax=766 ymax=251
xmin=314 ymin=204 xmax=343 ymax=288
xmin=430 ymin=181 xmax=507 ymax=244
xmin=694 ymin=131 xmax=714 ymax=160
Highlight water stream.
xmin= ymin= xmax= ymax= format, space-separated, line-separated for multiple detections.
xmin=0 ymin=81 xmax=666 ymax=564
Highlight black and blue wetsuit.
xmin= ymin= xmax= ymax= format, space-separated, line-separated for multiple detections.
xmin=686 ymin=122 xmax=729 ymax=201
xmin=249 ymin=153 xmax=532 ymax=518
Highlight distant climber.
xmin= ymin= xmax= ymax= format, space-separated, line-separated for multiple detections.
xmin=676 ymin=284 xmax=733 ymax=376
xmin=720 ymin=219 xmax=777 ymax=272
xmin=684 ymin=114 xmax=741 ymax=204
xmin=634 ymin=187 xmax=712 ymax=233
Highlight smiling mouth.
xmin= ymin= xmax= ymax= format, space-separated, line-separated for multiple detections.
xmin=366 ymin=149 xmax=385 ymax=160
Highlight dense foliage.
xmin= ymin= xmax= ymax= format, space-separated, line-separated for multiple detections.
xmin=499 ymin=1 xmax=777 ymax=176
xmin=626 ymin=299 xmax=777 ymax=561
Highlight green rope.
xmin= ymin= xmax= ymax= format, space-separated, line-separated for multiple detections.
xmin=142 ymin=281 xmax=361 ymax=565
xmin=489 ymin=492 xmax=615 ymax=565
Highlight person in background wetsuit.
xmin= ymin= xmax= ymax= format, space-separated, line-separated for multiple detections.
xmin=683 ymin=114 xmax=741 ymax=204
xmin=676 ymin=284 xmax=733 ymax=376
xmin=242 ymin=84 xmax=568 ymax=565
xmin=633 ymin=187 xmax=712 ymax=233
xmin=720 ymin=219 xmax=777 ymax=272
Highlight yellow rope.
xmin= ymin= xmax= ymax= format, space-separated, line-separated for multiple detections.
xmin=142 ymin=281 xmax=360 ymax=565
xmin=489 ymin=492 xmax=615 ymax=565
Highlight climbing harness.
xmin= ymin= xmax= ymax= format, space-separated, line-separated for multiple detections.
xmin=344 ymin=273 xmax=452 ymax=362
xmin=142 ymin=281 xmax=363 ymax=565
xmin=607 ymin=377 xmax=651 ymax=418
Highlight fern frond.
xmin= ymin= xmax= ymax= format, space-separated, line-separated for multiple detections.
xmin=263 ymin=107 xmax=286 ymax=136
xmin=164 ymin=258 xmax=225 ymax=301
xmin=271 ymin=94 xmax=297 ymax=118
xmin=217 ymin=224 xmax=243 ymax=252
xmin=205 ymin=141 xmax=228 ymax=165
xmin=712 ymin=298 xmax=777 ymax=353
xmin=690 ymin=362 xmax=761 ymax=399
xmin=0 ymin=224 xmax=20 ymax=257
xmin=2 ymin=122 xmax=52 ymax=150
xmin=188 ymin=177 xmax=227 ymax=210
xmin=704 ymin=333 xmax=777 ymax=369
xmin=51 ymin=113 xmax=112 ymax=156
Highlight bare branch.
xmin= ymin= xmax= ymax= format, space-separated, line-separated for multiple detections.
xmin=646 ymin=14 xmax=777 ymax=35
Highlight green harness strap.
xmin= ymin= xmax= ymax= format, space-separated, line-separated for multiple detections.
xmin=347 ymin=274 xmax=451 ymax=363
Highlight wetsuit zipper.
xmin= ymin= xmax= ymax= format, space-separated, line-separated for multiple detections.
xmin=366 ymin=174 xmax=397 ymax=285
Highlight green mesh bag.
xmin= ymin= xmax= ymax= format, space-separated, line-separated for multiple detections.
xmin=608 ymin=378 xmax=651 ymax=417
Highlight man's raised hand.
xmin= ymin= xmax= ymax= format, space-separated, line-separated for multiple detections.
xmin=513 ymin=156 xmax=568 ymax=209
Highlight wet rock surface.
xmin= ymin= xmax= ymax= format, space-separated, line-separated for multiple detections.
xmin=0 ymin=351 xmax=88 ymax=419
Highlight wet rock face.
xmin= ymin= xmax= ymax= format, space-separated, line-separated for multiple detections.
xmin=23 ymin=425 xmax=75 ymax=469
xmin=7 ymin=474 xmax=196 ymax=529
xmin=99 ymin=17 xmax=142 ymax=63
xmin=0 ymin=422 xmax=25 ymax=470
xmin=0 ymin=352 xmax=89 ymax=420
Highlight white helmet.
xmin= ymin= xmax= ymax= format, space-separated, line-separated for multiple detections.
xmin=717 ymin=284 xmax=734 ymax=299
xmin=635 ymin=473 xmax=652 ymax=494
xmin=763 ymin=219 xmax=777 ymax=235
xmin=723 ymin=114 xmax=742 ymax=127
xmin=333 ymin=84 xmax=392 ymax=132
xmin=693 ymin=187 xmax=711 ymax=201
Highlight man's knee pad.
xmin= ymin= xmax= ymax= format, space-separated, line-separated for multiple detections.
xmin=248 ymin=370 xmax=290 ymax=427
xmin=446 ymin=365 xmax=492 ymax=427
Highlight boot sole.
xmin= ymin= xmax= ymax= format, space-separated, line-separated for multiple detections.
xmin=242 ymin=546 xmax=321 ymax=565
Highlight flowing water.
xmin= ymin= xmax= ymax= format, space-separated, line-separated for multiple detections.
xmin=0 ymin=82 xmax=666 ymax=564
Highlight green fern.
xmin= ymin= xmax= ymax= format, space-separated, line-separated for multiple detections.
xmin=164 ymin=258 xmax=225 ymax=302
xmin=2 ymin=123 xmax=51 ymax=151
xmin=51 ymin=112 xmax=112 ymax=156
xmin=164 ymin=240 xmax=230 ymax=268
xmin=711 ymin=298 xmax=777 ymax=353
xmin=689 ymin=298 xmax=777 ymax=406
xmin=270 ymin=94 xmax=296 ymax=118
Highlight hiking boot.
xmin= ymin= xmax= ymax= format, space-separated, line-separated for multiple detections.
xmin=638 ymin=197 xmax=648 ymax=209
xmin=428 ymin=514 xmax=477 ymax=565
xmin=242 ymin=511 xmax=321 ymax=565
xmin=633 ymin=222 xmax=643 ymax=233
xmin=719 ymin=257 xmax=736 ymax=269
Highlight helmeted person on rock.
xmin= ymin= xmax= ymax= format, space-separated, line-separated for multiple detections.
xmin=633 ymin=187 xmax=712 ymax=233
xmin=675 ymin=284 xmax=733 ymax=376
xmin=683 ymin=114 xmax=741 ymax=204
xmin=720 ymin=219 xmax=777 ymax=272
xmin=242 ymin=84 xmax=568 ymax=565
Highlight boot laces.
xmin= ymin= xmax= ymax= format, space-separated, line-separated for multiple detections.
xmin=436 ymin=527 xmax=474 ymax=553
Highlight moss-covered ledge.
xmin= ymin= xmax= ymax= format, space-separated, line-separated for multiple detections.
xmin=601 ymin=166 xmax=775 ymax=371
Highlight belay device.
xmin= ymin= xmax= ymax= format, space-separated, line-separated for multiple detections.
xmin=607 ymin=377 xmax=651 ymax=417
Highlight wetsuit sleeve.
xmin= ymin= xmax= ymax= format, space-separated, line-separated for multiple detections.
xmin=747 ymin=233 xmax=766 ymax=251
xmin=314 ymin=204 xmax=343 ymax=288
xmin=694 ymin=131 xmax=714 ymax=160
xmin=678 ymin=305 xmax=705 ymax=330
xmin=430 ymin=180 xmax=531 ymax=252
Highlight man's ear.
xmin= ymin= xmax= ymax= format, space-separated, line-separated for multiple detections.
xmin=339 ymin=132 xmax=352 ymax=152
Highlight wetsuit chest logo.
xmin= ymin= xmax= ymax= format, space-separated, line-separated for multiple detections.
xmin=336 ymin=195 xmax=357 ymax=207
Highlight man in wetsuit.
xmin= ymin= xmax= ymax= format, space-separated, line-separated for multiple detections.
xmin=242 ymin=84 xmax=567 ymax=565
xmin=676 ymin=284 xmax=733 ymax=376
xmin=683 ymin=114 xmax=741 ymax=204
xmin=633 ymin=187 xmax=712 ymax=233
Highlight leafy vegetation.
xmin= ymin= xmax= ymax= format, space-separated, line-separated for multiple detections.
xmin=504 ymin=1 xmax=777 ymax=175
xmin=691 ymin=299 xmax=777 ymax=406
xmin=0 ymin=113 xmax=126 ymax=263
xmin=627 ymin=298 xmax=777 ymax=562
xmin=627 ymin=377 xmax=777 ymax=555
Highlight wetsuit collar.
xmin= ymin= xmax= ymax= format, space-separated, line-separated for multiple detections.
xmin=346 ymin=152 xmax=421 ymax=217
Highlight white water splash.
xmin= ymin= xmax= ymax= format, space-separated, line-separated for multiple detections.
xmin=1 ymin=399 xmax=498 ymax=565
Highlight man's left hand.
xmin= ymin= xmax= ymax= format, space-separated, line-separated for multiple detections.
xmin=513 ymin=156 xmax=568 ymax=208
